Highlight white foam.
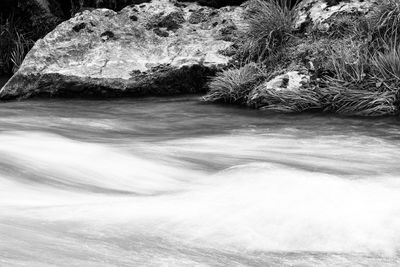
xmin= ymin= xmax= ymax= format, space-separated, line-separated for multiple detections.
xmin=1 ymin=132 xmax=400 ymax=258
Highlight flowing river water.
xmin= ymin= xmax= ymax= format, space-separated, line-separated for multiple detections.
xmin=1 ymin=94 xmax=400 ymax=266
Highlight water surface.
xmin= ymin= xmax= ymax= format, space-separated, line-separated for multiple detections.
xmin=1 ymin=96 xmax=400 ymax=266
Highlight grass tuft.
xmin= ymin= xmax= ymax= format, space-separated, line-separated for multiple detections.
xmin=327 ymin=39 xmax=368 ymax=83
xmin=203 ymin=63 xmax=266 ymax=103
xmin=369 ymin=0 xmax=400 ymax=47
xmin=239 ymin=0 xmax=297 ymax=63
xmin=319 ymin=84 xmax=398 ymax=116
xmin=371 ymin=43 xmax=400 ymax=84
xmin=250 ymin=86 xmax=322 ymax=113
xmin=0 ymin=14 xmax=32 ymax=74
xmin=10 ymin=31 xmax=29 ymax=73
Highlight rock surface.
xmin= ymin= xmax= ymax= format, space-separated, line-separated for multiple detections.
xmin=260 ymin=71 xmax=309 ymax=92
xmin=248 ymin=71 xmax=315 ymax=112
xmin=0 ymin=0 xmax=242 ymax=99
xmin=294 ymin=0 xmax=378 ymax=31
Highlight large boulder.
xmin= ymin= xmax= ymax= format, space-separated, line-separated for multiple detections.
xmin=0 ymin=0 xmax=242 ymax=99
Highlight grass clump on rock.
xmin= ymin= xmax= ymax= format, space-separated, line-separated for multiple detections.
xmin=371 ymin=43 xmax=400 ymax=83
xmin=203 ymin=63 xmax=266 ymax=104
xmin=320 ymin=40 xmax=399 ymax=116
xmin=204 ymin=0 xmax=299 ymax=104
xmin=239 ymin=0 xmax=297 ymax=63
xmin=204 ymin=0 xmax=400 ymax=117
xmin=242 ymin=0 xmax=295 ymax=60
xmin=319 ymin=0 xmax=400 ymax=116
xmin=368 ymin=0 xmax=400 ymax=48
xmin=250 ymin=84 xmax=322 ymax=113
xmin=319 ymin=85 xmax=398 ymax=116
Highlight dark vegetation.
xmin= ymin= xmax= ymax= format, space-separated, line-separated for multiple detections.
xmin=204 ymin=0 xmax=400 ymax=116
xmin=0 ymin=0 xmax=61 ymax=75
xmin=179 ymin=0 xmax=297 ymax=8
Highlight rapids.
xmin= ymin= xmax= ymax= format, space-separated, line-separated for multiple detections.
xmin=1 ymin=96 xmax=400 ymax=266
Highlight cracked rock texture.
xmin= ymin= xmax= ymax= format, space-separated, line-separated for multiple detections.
xmin=294 ymin=0 xmax=378 ymax=31
xmin=0 ymin=0 xmax=242 ymax=99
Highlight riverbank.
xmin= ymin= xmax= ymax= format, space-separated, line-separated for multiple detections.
xmin=1 ymin=0 xmax=400 ymax=117
xmin=202 ymin=0 xmax=400 ymax=116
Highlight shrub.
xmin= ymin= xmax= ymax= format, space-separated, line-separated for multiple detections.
xmin=239 ymin=0 xmax=297 ymax=63
xmin=203 ymin=63 xmax=266 ymax=103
